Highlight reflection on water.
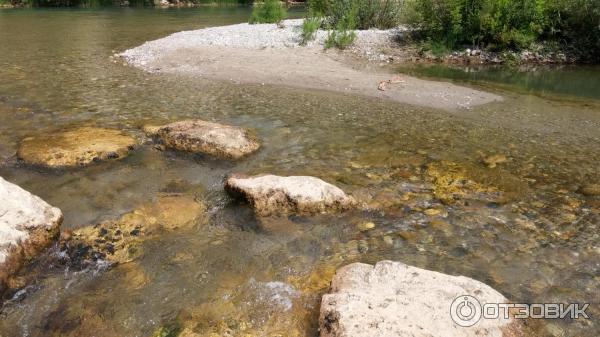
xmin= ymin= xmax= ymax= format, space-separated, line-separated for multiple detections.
xmin=397 ymin=63 xmax=600 ymax=100
xmin=0 ymin=7 xmax=599 ymax=337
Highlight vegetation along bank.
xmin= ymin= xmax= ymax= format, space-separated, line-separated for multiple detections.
xmin=2 ymin=0 xmax=598 ymax=63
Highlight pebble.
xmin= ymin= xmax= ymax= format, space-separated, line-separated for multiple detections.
xmin=483 ymin=154 xmax=508 ymax=168
xmin=515 ymin=218 xmax=537 ymax=230
xmin=545 ymin=323 xmax=565 ymax=337
xmin=357 ymin=221 xmax=375 ymax=231
xmin=580 ymin=183 xmax=600 ymax=196
xmin=398 ymin=231 xmax=417 ymax=242
xmin=561 ymin=213 xmax=577 ymax=222
xmin=424 ymin=208 xmax=441 ymax=216
xmin=120 ymin=19 xmax=404 ymax=66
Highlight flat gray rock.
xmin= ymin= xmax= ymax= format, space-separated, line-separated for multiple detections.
xmin=319 ymin=261 xmax=523 ymax=337
xmin=146 ymin=120 xmax=260 ymax=159
xmin=0 ymin=177 xmax=62 ymax=291
xmin=225 ymin=174 xmax=355 ymax=216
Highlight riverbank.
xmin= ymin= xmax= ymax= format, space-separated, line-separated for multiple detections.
xmin=0 ymin=1 xmax=307 ymax=8
xmin=119 ymin=19 xmax=502 ymax=111
xmin=383 ymin=42 xmax=578 ymax=66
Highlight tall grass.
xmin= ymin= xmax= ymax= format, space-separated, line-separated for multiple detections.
xmin=249 ymin=0 xmax=287 ymax=24
xmin=301 ymin=15 xmax=322 ymax=45
xmin=324 ymin=2 xmax=357 ymax=49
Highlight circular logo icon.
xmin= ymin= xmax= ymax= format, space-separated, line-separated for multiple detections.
xmin=450 ymin=295 xmax=482 ymax=327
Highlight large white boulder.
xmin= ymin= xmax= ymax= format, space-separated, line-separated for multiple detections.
xmin=0 ymin=177 xmax=62 ymax=291
xmin=225 ymin=174 xmax=356 ymax=216
xmin=319 ymin=261 xmax=523 ymax=337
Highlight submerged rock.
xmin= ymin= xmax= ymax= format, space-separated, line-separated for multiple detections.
xmin=426 ymin=161 xmax=505 ymax=205
xmin=319 ymin=261 xmax=523 ymax=337
xmin=65 ymin=195 xmax=206 ymax=265
xmin=0 ymin=176 xmax=63 ymax=292
xmin=145 ymin=120 xmax=260 ymax=159
xmin=580 ymin=183 xmax=600 ymax=196
xmin=17 ymin=126 xmax=137 ymax=168
xmin=225 ymin=174 xmax=356 ymax=216
xmin=482 ymin=154 xmax=508 ymax=168
xmin=177 ymin=278 xmax=308 ymax=337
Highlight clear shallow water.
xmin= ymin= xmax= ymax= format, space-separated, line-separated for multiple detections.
xmin=0 ymin=8 xmax=599 ymax=337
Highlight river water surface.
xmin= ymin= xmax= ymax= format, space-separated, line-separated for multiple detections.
xmin=0 ymin=7 xmax=599 ymax=337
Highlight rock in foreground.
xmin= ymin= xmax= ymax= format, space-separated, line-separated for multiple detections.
xmin=146 ymin=120 xmax=260 ymax=159
xmin=17 ymin=126 xmax=137 ymax=168
xmin=0 ymin=177 xmax=63 ymax=292
xmin=225 ymin=174 xmax=355 ymax=216
xmin=319 ymin=261 xmax=523 ymax=337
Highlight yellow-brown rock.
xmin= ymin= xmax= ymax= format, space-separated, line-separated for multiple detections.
xmin=17 ymin=126 xmax=137 ymax=168
xmin=68 ymin=195 xmax=206 ymax=264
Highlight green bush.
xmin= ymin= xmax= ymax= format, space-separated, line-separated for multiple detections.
xmin=249 ymin=0 xmax=287 ymax=24
xmin=308 ymin=0 xmax=328 ymax=15
xmin=310 ymin=0 xmax=403 ymax=29
xmin=405 ymin=0 xmax=600 ymax=61
xmin=546 ymin=0 xmax=600 ymax=61
xmin=420 ymin=39 xmax=452 ymax=57
xmin=325 ymin=29 xmax=357 ymax=49
xmin=301 ymin=16 xmax=323 ymax=45
xmin=324 ymin=3 xmax=358 ymax=49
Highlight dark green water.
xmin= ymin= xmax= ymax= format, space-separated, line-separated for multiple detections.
xmin=398 ymin=64 xmax=600 ymax=100
xmin=0 ymin=7 xmax=599 ymax=337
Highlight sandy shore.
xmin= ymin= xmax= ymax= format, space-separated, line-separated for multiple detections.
xmin=120 ymin=19 xmax=502 ymax=111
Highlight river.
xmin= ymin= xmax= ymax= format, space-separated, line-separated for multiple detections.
xmin=0 ymin=7 xmax=599 ymax=337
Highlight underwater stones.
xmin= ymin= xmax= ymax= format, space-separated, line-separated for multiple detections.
xmin=177 ymin=278 xmax=308 ymax=337
xmin=127 ymin=195 xmax=207 ymax=231
xmin=17 ymin=126 xmax=137 ymax=168
xmin=288 ymin=264 xmax=337 ymax=295
xmin=356 ymin=221 xmax=375 ymax=232
xmin=0 ymin=137 xmax=14 ymax=164
xmin=482 ymin=154 xmax=508 ymax=168
xmin=319 ymin=261 xmax=523 ymax=337
xmin=145 ymin=120 xmax=260 ymax=159
xmin=426 ymin=161 xmax=504 ymax=205
xmin=580 ymin=183 xmax=600 ymax=196
xmin=142 ymin=124 xmax=161 ymax=136
xmin=0 ymin=176 xmax=62 ymax=292
xmin=121 ymin=262 xmax=151 ymax=290
xmin=66 ymin=195 xmax=206 ymax=264
xmin=225 ymin=174 xmax=356 ymax=216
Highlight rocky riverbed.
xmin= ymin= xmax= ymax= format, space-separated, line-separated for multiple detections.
xmin=1 ymin=8 xmax=599 ymax=337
